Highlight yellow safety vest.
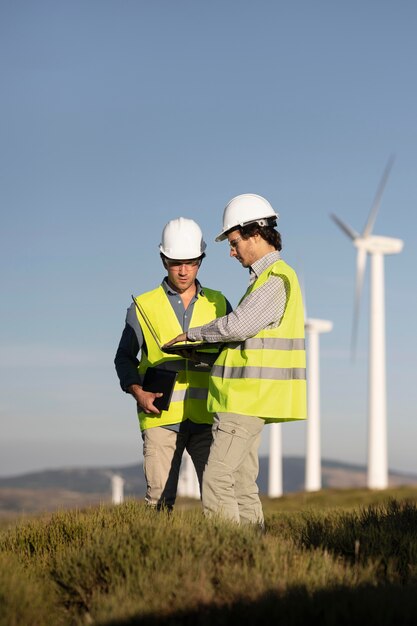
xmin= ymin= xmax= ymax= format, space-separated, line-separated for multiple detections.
xmin=134 ymin=285 xmax=227 ymax=431
xmin=208 ymin=260 xmax=307 ymax=422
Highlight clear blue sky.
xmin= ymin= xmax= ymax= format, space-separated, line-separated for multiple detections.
xmin=1 ymin=0 xmax=417 ymax=476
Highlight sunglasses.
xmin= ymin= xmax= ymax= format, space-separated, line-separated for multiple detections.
xmin=165 ymin=259 xmax=201 ymax=268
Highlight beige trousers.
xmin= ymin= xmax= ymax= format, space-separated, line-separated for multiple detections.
xmin=142 ymin=425 xmax=212 ymax=509
xmin=202 ymin=412 xmax=265 ymax=526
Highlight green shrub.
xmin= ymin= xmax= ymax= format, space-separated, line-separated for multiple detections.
xmin=1 ymin=494 xmax=417 ymax=625
xmin=0 ymin=552 xmax=63 ymax=626
xmin=298 ymin=498 xmax=417 ymax=584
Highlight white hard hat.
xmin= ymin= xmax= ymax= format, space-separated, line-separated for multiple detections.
xmin=215 ymin=193 xmax=279 ymax=242
xmin=159 ymin=217 xmax=207 ymax=260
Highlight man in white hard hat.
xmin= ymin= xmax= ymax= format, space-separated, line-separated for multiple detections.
xmin=115 ymin=217 xmax=230 ymax=510
xmin=165 ymin=195 xmax=307 ymax=527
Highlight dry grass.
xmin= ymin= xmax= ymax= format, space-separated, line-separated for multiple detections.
xmin=1 ymin=489 xmax=417 ymax=625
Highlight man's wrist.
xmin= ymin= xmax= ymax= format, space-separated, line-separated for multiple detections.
xmin=187 ymin=328 xmax=201 ymax=342
xmin=127 ymin=384 xmax=143 ymax=400
xmin=123 ymin=378 xmax=142 ymax=393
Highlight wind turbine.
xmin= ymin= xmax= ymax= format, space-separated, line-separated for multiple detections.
xmin=177 ymin=450 xmax=200 ymax=499
xmin=300 ymin=276 xmax=333 ymax=492
xmin=110 ymin=474 xmax=125 ymax=504
xmin=331 ymin=157 xmax=404 ymax=489
xmin=268 ymin=423 xmax=283 ymax=497
xmin=268 ymin=278 xmax=333 ymax=497
xmin=305 ymin=317 xmax=333 ymax=492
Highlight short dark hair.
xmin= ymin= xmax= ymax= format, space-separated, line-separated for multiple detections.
xmin=239 ymin=220 xmax=282 ymax=251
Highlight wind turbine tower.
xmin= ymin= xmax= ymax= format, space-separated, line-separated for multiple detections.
xmin=111 ymin=474 xmax=125 ymax=505
xmin=268 ymin=423 xmax=283 ymax=497
xmin=177 ymin=450 xmax=200 ymax=499
xmin=305 ymin=317 xmax=333 ymax=492
xmin=331 ymin=157 xmax=403 ymax=489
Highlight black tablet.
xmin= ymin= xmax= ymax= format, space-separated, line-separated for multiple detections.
xmin=162 ymin=342 xmax=225 ymax=354
xmin=142 ymin=367 xmax=178 ymax=411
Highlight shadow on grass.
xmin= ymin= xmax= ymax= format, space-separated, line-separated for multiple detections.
xmin=298 ymin=499 xmax=417 ymax=584
xmin=101 ymin=584 xmax=417 ymax=626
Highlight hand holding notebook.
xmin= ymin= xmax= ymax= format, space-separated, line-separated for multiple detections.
xmin=142 ymin=367 xmax=178 ymax=412
xmin=163 ymin=332 xmax=188 ymax=347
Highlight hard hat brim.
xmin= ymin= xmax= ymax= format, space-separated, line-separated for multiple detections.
xmin=215 ymin=215 xmax=279 ymax=243
xmin=215 ymin=231 xmax=228 ymax=242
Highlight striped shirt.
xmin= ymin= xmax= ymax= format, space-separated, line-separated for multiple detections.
xmin=187 ymin=251 xmax=287 ymax=343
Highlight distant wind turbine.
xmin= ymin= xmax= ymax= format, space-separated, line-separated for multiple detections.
xmin=268 ymin=423 xmax=283 ymax=497
xmin=305 ymin=317 xmax=333 ymax=492
xmin=111 ymin=474 xmax=125 ymax=504
xmin=300 ymin=276 xmax=333 ymax=492
xmin=177 ymin=450 xmax=200 ymax=499
xmin=331 ymin=156 xmax=404 ymax=489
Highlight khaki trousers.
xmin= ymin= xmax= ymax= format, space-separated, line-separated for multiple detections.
xmin=142 ymin=425 xmax=212 ymax=509
xmin=202 ymin=412 xmax=265 ymax=526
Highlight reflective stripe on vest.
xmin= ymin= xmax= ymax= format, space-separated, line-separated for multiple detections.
xmin=228 ymin=337 xmax=305 ymax=351
xmin=211 ymin=365 xmax=306 ymax=380
xmin=135 ymin=285 xmax=227 ymax=430
xmin=171 ymin=387 xmax=209 ymax=402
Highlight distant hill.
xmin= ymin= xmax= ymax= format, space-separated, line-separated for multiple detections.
xmin=1 ymin=457 xmax=416 ymax=515
xmin=0 ymin=465 xmax=146 ymax=496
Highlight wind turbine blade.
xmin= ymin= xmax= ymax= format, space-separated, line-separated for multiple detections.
xmin=351 ymin=248 xmax=367 ymax=359
xmin=299 ymin=272 xmax=308 ymax=320
xmin=362 ymin=155 xmax=395 ymax=237
xmin=330 ymin=213 xmax=359 ymax=240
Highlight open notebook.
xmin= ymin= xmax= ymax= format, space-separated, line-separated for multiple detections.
xmin=162 ymin=341 xmax=225 ymax=355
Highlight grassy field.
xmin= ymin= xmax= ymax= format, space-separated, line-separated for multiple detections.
xmin=1 ymin=487 xmax=417 ymax=625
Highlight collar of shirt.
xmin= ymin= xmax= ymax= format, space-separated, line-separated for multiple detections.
xmin=249 ymin=250 xmax=281 ymax=284
xmin=161 ymin=277 xmax=204 ymax=299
